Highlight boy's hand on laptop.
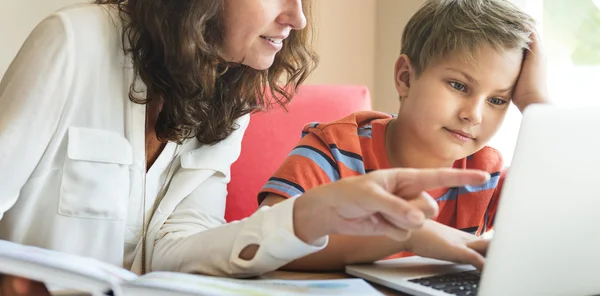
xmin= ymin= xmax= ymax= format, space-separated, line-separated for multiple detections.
xmin=0 ymin=275 xmax=50 ymax=296
xmin=404 ymin=220 xmax=489 ymax=270
xmin=512 ymin=32 xmax=550 ymax=113
xmin=466 ymin=238 xmax=490 ymax=258
xmin=294 ymin=168 xmax=491 ymax=244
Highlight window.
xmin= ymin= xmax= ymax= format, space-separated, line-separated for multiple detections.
xmin=489 ymin=0 xmax=600 ymax=164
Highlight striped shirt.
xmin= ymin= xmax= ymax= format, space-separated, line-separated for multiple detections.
xmin=259 ymin=111 xmax=506 ymax=236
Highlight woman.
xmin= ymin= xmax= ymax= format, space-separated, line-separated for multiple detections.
xmin=0 ymin=0 xmax=489 ymax=294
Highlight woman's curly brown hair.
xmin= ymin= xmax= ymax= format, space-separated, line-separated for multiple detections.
xmin=94 ymin=0 xmax=318 ymax=144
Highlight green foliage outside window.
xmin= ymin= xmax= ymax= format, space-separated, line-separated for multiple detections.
xmin=545 ymin=0 xmax=600 ymax=65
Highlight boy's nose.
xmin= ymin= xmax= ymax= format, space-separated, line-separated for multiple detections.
xmin=459 ymin=99 xmax=484 ymax=125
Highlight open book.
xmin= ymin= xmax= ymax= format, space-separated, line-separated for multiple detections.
xmin=0 ymin=240 xmax=382 ymax=296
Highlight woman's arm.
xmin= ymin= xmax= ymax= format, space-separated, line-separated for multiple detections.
xmin=263 ymin=193 xmax=487 ymax=272
xmin=152 ymin=186 xmax=327 ymax=277
xmin=0 ymin=12 xmax=74 ymax=296
xmin=152 ymin=161 xmax=488 ymax=277
xmin=0 ymin=13 xmax=73 ymax=220
xmin=260 ymin=194 xmax=408 ymax=271
xmin=151 ymin=114 xmax=327 ymax=277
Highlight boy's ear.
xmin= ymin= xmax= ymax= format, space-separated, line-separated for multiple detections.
xmin=394 ymin=54 xmax=413 ymax=98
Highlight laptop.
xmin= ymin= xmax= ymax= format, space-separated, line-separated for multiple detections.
xmin=346 ymin=104 xmax=600 ymax=296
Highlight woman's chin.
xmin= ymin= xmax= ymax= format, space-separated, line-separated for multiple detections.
xmin=242 ymin=57 xmax=276 ymax=71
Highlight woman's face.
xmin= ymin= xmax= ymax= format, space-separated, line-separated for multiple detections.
xmin=222 ymin=0 xmax=307 ymax=70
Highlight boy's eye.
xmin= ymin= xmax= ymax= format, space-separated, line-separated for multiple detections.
xmin=449 ymin=81 xmax=467 ymax=92
xmin=488 ymin=97 xmax=507 ymax=105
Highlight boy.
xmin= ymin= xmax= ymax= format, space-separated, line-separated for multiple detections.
xmin=258 ymin=0 xmax=549 ymax=271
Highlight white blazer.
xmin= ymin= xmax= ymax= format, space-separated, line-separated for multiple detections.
xmin=0 ymin=4 xmax=326 ymax=277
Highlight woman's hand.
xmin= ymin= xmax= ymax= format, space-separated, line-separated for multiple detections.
xmin=0 ymin=275 xmax=50 ymax=296
xmin=293 ymin=168 xmax=490 ymax=244
xmin=404 ymin=220 xmax=490 ymax=270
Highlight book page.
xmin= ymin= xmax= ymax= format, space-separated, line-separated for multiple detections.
xmin=127 ymin=271 xmax=382 ymax=296
xmin=0 ymin=240 xmax=137 ymax=285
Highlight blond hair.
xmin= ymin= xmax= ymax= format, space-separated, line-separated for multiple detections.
xmin=402 ymin=0 xmax=535 ymax=76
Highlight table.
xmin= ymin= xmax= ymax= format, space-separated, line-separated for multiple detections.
xmin=261 ymin=270 xmax=409 ymax=296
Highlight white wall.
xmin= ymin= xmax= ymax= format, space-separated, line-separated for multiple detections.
xmin=306 ymin=0 xmax=425 ymax=113
xmin=0 ymin=0 xmax=85 ymax=80
xmin=305 ymin=0 xmax=377 ymax=101
xmin=374 ymin=0 xmax=426 ymax=112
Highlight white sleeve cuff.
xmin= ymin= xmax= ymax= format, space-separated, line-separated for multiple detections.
xmin=260 ymin=196 xmax=328 ymax=259
xmin=228 ymin=196 xmax=328 ymax=276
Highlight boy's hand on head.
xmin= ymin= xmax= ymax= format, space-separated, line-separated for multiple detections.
xmin=512 ymin=32 xmax=550 ymax=112
xmin=403 ymin=220 xmax=490 ymax=270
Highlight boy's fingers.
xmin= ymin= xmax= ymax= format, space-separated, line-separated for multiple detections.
xmin=467 ymin=239 xmax=490 ymax=257
xmin=461 ymin=248 xmax=485 ymax=270
xmin=528 ymin=31 xmax=544 ymax=55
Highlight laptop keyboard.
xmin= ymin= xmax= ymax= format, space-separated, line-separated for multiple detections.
xmin=408 ymin=270 xmax=481 ymax=296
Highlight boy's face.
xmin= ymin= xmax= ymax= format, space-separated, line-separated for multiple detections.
xmin=394 ymin=45 xmax=523 ymax=163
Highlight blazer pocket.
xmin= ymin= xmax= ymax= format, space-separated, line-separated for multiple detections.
xmin=59 ymin=127 xmax=133 ymax=219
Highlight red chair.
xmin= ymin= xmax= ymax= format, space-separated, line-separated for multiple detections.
xmin=225 ymin=85 xmax=372 ymax=222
